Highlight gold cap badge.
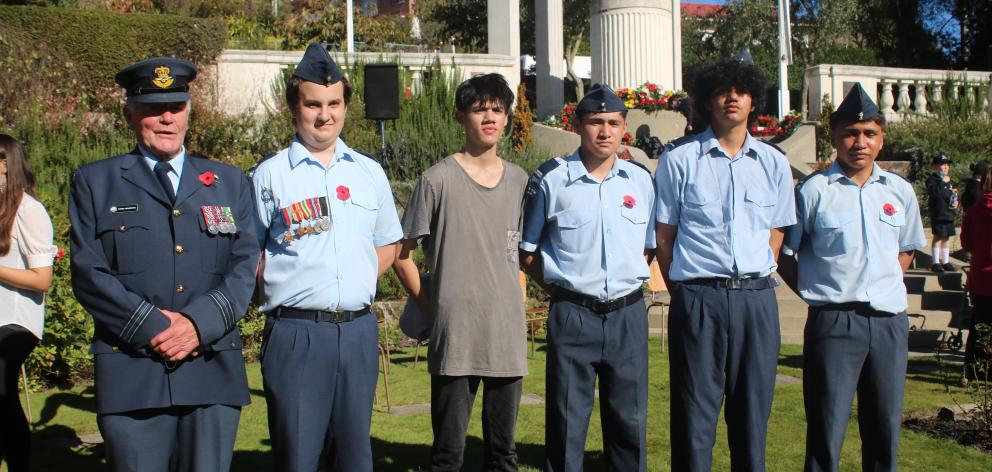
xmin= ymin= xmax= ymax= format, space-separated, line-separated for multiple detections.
xmin=153 ymin=65 xmax=175 ymax=89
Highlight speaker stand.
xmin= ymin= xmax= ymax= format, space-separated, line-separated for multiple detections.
xmin=378 ymin=120 xmax=388 ymax=169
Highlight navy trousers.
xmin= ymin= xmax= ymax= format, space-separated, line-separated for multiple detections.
xmin=668 ymin=282 xmax=780 ymax=472
xmin=97 ymin=403 xmax=241 ymax=472
xmin=545 ymin=298 xmax=648 ymax=472
xmin=803 ymin=305 xmax=908 ymax=472
xmin=261 ymin=314 xmax=379 ymax=472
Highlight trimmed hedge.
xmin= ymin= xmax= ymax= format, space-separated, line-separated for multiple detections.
xmin=0 ymin=5 xmax=226 ymax=110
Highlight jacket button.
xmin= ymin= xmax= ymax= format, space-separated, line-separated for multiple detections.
xmin=176 ymin=284 xmax=185 ymax=293
xmin=111 ymin=346 xmax=119 ymax=352
xmin=118 ymin=225 xmax=126 ymax=232
xmin=175 ymin=245 xmax=185 ymax=254
xmin=173 ymin=209 xmax=182 ymax=217
xmin=230 ymin=342 xmax=236 ymax=348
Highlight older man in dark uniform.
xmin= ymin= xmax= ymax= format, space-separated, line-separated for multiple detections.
xmin=69 ymin=57 xmax=260 ymax=471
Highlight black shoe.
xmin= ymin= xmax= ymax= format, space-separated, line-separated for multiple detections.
xmin=932 ymin=263 xmax=944 ymax=273
xmin=942 ymin=263 xmax=956 ymax=272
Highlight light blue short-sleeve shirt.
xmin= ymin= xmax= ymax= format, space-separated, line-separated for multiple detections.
xmin=251 ymin=138 xmax=403 ymax=312
xmin=783 ymin=161 xmax=927 ymax=313
xmin=654 ymin=128 xmax=796 ymax=281
xmin=520 ymin=151 xmax=656 ymax=300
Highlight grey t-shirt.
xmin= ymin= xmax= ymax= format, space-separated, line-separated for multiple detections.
xmin=402 ymin=156 xmax=529 ymax=377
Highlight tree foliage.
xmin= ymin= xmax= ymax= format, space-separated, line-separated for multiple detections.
xmin=279 ymin=0 xmax=410 ymax=50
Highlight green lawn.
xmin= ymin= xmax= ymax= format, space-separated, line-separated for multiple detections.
xmin=8 ymin=341 xmax=992 ymax=471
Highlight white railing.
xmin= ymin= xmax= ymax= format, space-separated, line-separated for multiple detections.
xmin=804 ymin=64 xmax=992 ymax=121
xmin=210 ymin=49 xmax=518 ymax=116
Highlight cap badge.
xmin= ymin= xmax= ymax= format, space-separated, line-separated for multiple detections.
xmin=858 ymin=112 xmax=864 ymax=120
xmin=153 ymin=65 xmax=175 ymax=89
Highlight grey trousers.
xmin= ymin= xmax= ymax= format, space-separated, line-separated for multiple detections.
xmin=97 ymin=403 xmax=241 ymax=472
xmin=668 ymin=282 xmax=780 ymax=472
xmin=545 ymin=299 xmax=648 ymax=472
xmin=803 ymin=304 xmax=908 ymax=472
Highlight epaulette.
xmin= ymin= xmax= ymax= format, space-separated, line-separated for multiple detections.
xmin=664 ymin=134 xmax=696 ymax=153
xmin=761 ymin=140 xmax=787 ymax=156
xmin=624 ymin=158 xmax=651 ymax=176
xmin=247 ymin=151 xmax=279 ymax=178
xmin=525 ymin=157 xmax=562 ymax=199
xmin=795 ymin=169 xmax=825 ymax=189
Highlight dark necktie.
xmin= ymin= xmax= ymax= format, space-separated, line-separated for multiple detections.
xmin=153 ymin=161 xmax=176 ymax=204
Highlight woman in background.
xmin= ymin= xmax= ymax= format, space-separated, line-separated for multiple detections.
xmin=0 ymin=134 xmax=56 ymax=472
xmin=961 ymin=162 xmax=992 ymax=383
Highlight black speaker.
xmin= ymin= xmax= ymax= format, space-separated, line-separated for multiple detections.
xmin=364 ymin=64 xmax=400 ymax=120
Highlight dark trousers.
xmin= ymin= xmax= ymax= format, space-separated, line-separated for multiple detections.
xmin=97 ymin=403 xmax=241 ymax=472
xmin=545 ymin=299 xmax=648 ymax=472
xmin=430 ymin=375 xmax=523 ymax=471
xmin=0 ymin=324 xmax=38 ymax=472
xmin=261 ymin=314 xmax=379 ymax=472
xmin=965 ymin=295 xmax=992 ymax=370
xmin=803 ymin=305 xmax=908 ymax=472
xmin=668 ymin=283 xmax=780 ymax=472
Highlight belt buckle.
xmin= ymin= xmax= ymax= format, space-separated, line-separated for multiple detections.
xmin=726 ymin=278 xmax=743 ymax=290
xmin=329 ymin=311 xmax=347 ymax=323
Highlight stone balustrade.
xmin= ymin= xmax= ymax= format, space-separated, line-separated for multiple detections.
xmin=804 ymin=64 xmax=992 ymax=122
xmin=210 ymin=49 xmax=518 ymax=116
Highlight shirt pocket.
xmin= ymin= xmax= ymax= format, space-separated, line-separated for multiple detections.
xmin=620 ymin=204 xmax=649 ymax=249
xmin=814 ymin=211 xmax=858 ymax=256
xmin=744 ymin=187 xmax=778 ymax=230
xmin=349 ymin=193 xmax=380 ymax=233
xmin=97 ymin=214 xmax=152 ymax=275
xmin=553 ymin=209 xmax=595 ymax=254
xmin=683 ymin=183 xmax=722 ymax=227
xmin=197 ymin=211 xmax=236 ymax=274
xmin=879 ymin=207 xmax=906 ymax=245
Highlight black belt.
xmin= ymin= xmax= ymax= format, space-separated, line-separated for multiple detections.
xmin=812 ymin=302 xmax=897 ymax=316
xmin=551 ymin=287 xmax=643 ymax=314
xmin=682 ymin=276 xmax=774 ymax=290
xmin=274 ymin=306 xmax=371 ymax=323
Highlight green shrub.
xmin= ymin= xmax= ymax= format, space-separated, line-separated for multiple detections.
xmin=0 ymin=5 xmax=227 ymax=111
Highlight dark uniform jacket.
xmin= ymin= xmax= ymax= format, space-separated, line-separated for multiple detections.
xmin=69 ymin=150 xmax=259 ymax=414
xmin=926 ymin=173 xmax=957 ymax=223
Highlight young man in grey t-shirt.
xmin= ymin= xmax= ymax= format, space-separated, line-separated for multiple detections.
xmin=393 ymin=74 xmax=528 ymax=471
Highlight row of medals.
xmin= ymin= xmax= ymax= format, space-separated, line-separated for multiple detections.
xmin=285 ymin=215 xmax=331 ymax=243
xmin=204 ymin=207 xmax=237 ymax=235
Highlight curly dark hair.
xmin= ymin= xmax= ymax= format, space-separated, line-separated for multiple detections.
xmin=689 ymin=58 xmax=768 ymax=126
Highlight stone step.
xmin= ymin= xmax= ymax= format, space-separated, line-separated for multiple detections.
xmin=907 ymin=290 xmax=966 ymax=312
xmin=904 ymin=270 xmax=964 ymax=293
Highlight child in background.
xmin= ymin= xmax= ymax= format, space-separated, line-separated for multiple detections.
xmin=926 ymin=153 xmax=959 ymax=272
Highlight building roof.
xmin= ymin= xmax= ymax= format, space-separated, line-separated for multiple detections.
xmin=681 ymin=2 xmax=726 ymax=18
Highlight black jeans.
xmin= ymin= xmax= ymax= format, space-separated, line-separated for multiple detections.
xmin=0 ymin=324 xmax=38 ymax=472
xmin=966 ymin=295 xmax=992 ymax=372
xmin=430 ymin=375 xmax=522 ymax=472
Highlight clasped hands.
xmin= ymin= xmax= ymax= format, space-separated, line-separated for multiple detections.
xmin=149 ymin=309 xmax=202 ymax=362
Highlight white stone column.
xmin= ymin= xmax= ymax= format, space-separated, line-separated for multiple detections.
xmin=897 ymin=82 xmax=911 ymax=115
xmin=880 ymin=81 xmax=897 ymax=121
xmin=488 ymin=0 xmax=521 ymax=102
xmin=931 ymin=83 xmax=943 ymax=104
xmin=913 ymin=81 xmax=928 ymax=114
xmin=591 ymin=0 xmax=675 ymax=90
xmin=671 ymin=0 xmax=682 ymax=91
xmin=536 ymin=0 xmax=565 ymax=119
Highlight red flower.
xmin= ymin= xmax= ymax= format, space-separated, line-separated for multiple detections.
xmin=404 ymin=87 xmax=412 ymax=99
xmin=55 ymin=247 xmax=65 ymax=262
xmin=336 ymin=185 xmax=351 ymax=201
xmin=199 ymin=171 xmax=217 ymax=186
xmin=623 ymin=195 xmax=636 ymax=208
xmin=883 ymin=203 xmax=896 ymax=215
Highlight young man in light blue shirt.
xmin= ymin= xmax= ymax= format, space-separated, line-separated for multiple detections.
xmin=521 ymin=84 xmax=656 ymax=472
xmin=778 ymin=83 xmax=926 ymax=472
xmin=250 ymin=43 xmax=402 ymax=472
xmin=654 ymin=56 xmax=796 ymax=472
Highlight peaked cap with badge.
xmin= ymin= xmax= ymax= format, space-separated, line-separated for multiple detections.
xmin=932 ymin=153 xmax=952 ymax=165
xmin=830 ymin=83 xmax=881 ymax=124
xmin=730 ymin=48 xmax=754 ymax=66
xmin=576 ymin=83 xmax=628 ymax=114
xmin=294 ymin=43 xmax=344 ymax=85
xmin=115 ymin=57 xmax=197 ymax=103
